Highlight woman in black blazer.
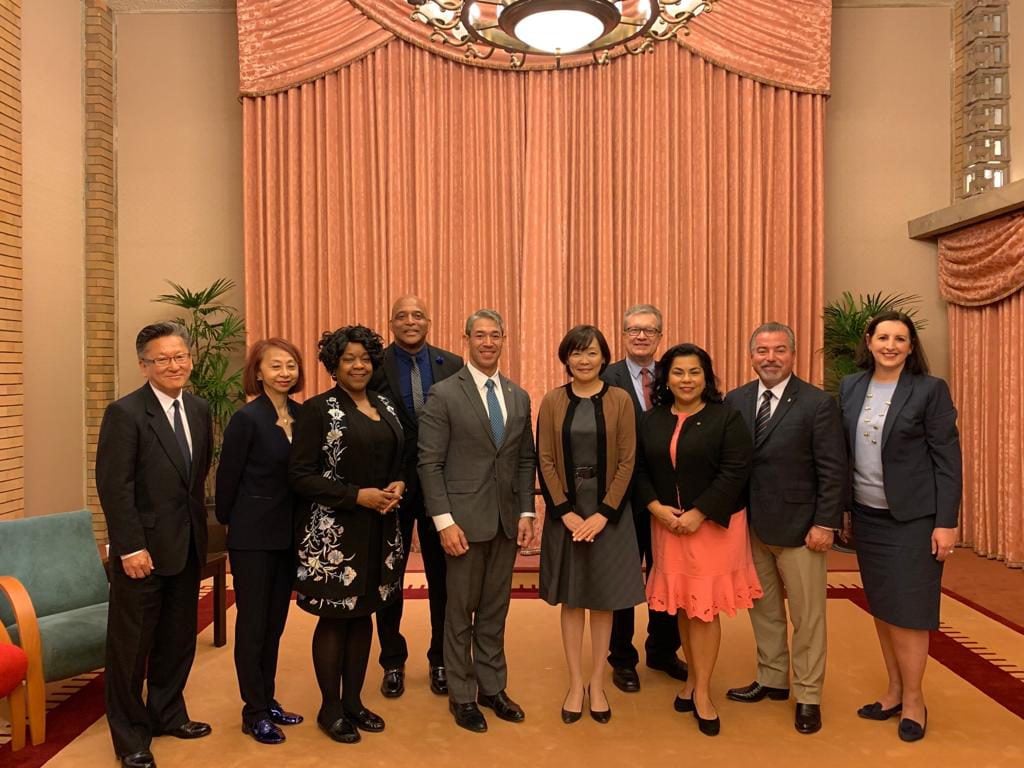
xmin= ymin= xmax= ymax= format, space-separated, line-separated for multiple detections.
xmin=634 ymin=343 xmax=759 ymax=736
xmin=289 ymin=325 xmax=405 ymax=745
xmin=215 ymin=337 xmax=306 ymax=744
xmin=839 ymin=311 xmax=962 ymax=743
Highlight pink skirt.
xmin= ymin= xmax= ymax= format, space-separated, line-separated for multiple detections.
xmin=646 ymin=509 xmax=763 ymax=622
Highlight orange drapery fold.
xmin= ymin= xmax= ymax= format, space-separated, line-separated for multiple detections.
xmin=237 ymin=0 xmax=831 ymax=96
xmin=939 ymin=213 xmax=1024 ymax=567
xmin=242 ymin=40 xmax=826 ymax=407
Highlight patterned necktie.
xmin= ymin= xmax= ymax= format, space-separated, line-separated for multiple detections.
xmin=640 ymin=367 xmax=654 ymax=411
xmin=485 ymin=379 xmax=505 ymax=444
xmin=410 ymin=358 xmax=425 ymax=416
xmin=755 ymin=390 xmax=773 ymax=440
xmin=172 ymin=400 xmax=192 ymax=468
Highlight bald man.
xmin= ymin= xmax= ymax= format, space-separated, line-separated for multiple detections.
xmin=370 ymin=296 xmax=463 ymax=698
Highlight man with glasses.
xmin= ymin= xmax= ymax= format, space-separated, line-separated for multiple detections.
xmin=601 ymin=304 xmax=686 ymax=692
xmin=97 ymin=322 xmax=213 ymax=768
xmin=418 ymin=309 xmax=536 ymax=733
xmin=371 ymin=296 xmax=463 ymax=699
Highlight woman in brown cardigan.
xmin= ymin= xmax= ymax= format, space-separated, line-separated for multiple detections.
xmin=538 ymin=325 xmax=646 ymax=725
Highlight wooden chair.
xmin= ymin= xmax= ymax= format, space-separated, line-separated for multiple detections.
xmin=0 ymin=625 xmax=29 ymax=751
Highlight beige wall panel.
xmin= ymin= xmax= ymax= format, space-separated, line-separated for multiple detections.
xmin=116 ymin=12 xmax=243 ymax=390
xmin=826 ymin=7 xmax=953 ymax=379
xmin=22 ymin=0 xmax=85 ymax=515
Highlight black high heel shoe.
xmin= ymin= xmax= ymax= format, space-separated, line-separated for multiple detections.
xmin=673 ymin=692 xmax=695 ymax=713
xmin=691 ymin=693 xmax=720 ymax=736
xmin=587 ymin=686 xmax=611 ymax=724
xmin=561 ymin=689 xmax=583 ymax=724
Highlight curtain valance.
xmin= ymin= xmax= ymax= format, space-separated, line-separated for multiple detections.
xmin=938 ymin=211 xmax=1024 ymax=307
xmin=237 ymin=0 xmax=831 ymax=97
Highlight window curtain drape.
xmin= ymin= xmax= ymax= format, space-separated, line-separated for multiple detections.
xmin=939 ymin=212 xmax=1024 ymax=567
xmin=239 ymin=0 xmax=829 ymax=408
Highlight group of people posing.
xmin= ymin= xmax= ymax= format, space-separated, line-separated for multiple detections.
xmin=96 ymin=298 xmax=962 ymax=768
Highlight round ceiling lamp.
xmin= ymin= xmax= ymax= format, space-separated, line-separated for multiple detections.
xmin=408 ymin=0 xmax=716 ymax=68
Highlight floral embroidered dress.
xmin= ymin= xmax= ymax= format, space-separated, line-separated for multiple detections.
xmin=290 ymin=387 xmax=405 ymax=618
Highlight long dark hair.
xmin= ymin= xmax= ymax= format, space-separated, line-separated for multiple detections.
xmin=653 ymin=343 xmax=723 ymax=406
xmin=855 ymin=311 xmax=930 ymax=375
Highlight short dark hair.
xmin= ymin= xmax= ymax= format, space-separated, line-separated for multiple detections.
xmin=243 ymin=337 xmax=305 ymax=397
xmin=317 ymin=325 xmax=384 ymax=377
xmin=135 ymin=321 xmax=190 ymax=357
xmin=856 ymin=311 xmax=930 ymax=375
xmin=557 ymin=325 xmax=611 ymax=377
xmin=653 ymin=343 xmax=724 ymax=406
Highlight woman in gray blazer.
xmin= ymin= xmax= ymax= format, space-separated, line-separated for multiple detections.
xmin=839 ymin=311 xmax=962 ymax=743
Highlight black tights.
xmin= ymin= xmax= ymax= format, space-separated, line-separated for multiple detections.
xmin=312 ymin=615 xmax=372 ymax=721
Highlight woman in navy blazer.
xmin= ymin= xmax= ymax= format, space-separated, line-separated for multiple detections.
xmin=215 ymin=338 xmax=306 ymax=744
xmin=839 ymin=311 xmax=962 ymax=743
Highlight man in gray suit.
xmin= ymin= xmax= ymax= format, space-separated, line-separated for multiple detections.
xmin=724 ymin=322 xmax=846 ymax=735
xmin=418 ymin=309 xmax=536 ymax=733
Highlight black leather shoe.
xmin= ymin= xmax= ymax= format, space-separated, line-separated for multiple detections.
xmin=795 ymin=703 xmax=822 ymax=734
xmin=318 ymin=714 xmax=360 ymax=744
xmin=673 ymin=694 xmax=695 ymax=713
xmin=121 ymin=750 xmax=156 ymax=768
xmin=242 ymin=718 xmax=285 ymax=745
xmin=429 ymin=665 xmax=449 ymax=696
xmin=268 ymin=703 xmax=304 ymax=726
xmin=449 ymin=700 xmax=488 ymax=733
xmin=726 ymin=681 xmax=790 ymax=703
xmin=477 ymin=690 xmax=525 ymax=723
xmin=345 ymin=707 xmax=385 ymax=733
xmin=611 ymin=666 xmax=640 ymax=693
xmin=898 ymin=710 xmax=927 ymax=742
xmin=159 ymin=720 xmax=212 ymax=739
xmin=587 ymin=687 xmax=611 ymax=724
xmin=647 ymin=656 xmax=688 ymax=681
xmin=857 ymin=701 xmax=903 ymax=721
xmin=381 ymin=667 xmax=405 ymax=698
xmin=692 ymin=694 xmax=721 ymax=736
xmin=561 ymin=690 xmax=583 ymax=724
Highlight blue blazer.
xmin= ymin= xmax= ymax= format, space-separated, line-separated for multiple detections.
xmin=839 ymin=370 xmax=962 ymax=528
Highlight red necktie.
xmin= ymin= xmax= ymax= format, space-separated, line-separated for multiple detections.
xmin=640 ymin=367 xmax=654 ymax=411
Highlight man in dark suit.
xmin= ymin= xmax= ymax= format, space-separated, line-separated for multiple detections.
xmin=370 ymin=295 xmax=463 ymax=699
xmin=97 ymin=322 xmax=213 ymax=768
xmin=418 ymin=309 xmax=536 ymax=733
xmin=724 ymin=322 xmax=846 ymax=735
xmin=601 ymin=304 xmax=686 ymax=693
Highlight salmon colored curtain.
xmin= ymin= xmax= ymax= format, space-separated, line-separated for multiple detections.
xmin=242 ymin=39 xmax=826 ymax=404
xmin=238 ymin=0 xmax=831 ymax=95
xmin=939 ymin=213 xmax=1024 ymax=567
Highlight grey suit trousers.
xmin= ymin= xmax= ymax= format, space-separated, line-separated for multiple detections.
xmin=443 ymin=532 xmax=519 ymax=703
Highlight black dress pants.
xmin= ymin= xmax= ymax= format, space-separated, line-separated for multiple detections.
xmin=229 ymin=548 xmax=295 ymax=725
xmin=609 ymin=506 xmax=681 ymax=668
xmin=105 ymin=543 xmax=200 ymax=757
xmin=375 ymin=488 xmax=447 ymax=669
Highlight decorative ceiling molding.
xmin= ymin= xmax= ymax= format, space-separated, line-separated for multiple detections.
xmin=106 ymin=0 xmax=235 ymax=12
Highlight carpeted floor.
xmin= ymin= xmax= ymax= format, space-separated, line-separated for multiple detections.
xmin=3 ymin=552 xmax=1024 ymax=767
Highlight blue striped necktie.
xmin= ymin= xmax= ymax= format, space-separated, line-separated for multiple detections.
xmin=485 ymin=379 xmax=505 ymax=444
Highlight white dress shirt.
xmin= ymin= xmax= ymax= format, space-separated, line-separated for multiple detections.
xmin=625 ymin=357 xmax=655 ymax=411
xmin=755 ymin=374 xmax=792 ymax=420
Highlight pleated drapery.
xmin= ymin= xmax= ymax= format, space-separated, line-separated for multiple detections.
xmin=242 ymin=40 xmax=827 ymax=403
xmin=939 ymin=213 xmax=1024 ymax=567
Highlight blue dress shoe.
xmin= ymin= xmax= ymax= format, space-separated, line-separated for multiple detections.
xmin=268 ymin=703 xmax=304 ymax=726
xmin=242 ymin=718 xmax=285 ymax=745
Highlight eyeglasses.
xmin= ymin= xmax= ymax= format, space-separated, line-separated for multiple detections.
xmin=141 ymin=352 xmax=191 ymax=369
xmin=624 ymin=327 xmax=661 ymax=338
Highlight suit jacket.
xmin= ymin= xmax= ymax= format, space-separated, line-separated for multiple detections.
xmin=96 ymin=383 xmax=212 ymax=576
xmin=725 ymin=376 xmax=846 ymax=547
xmin=215 ymin=393 xmax=300 ymax=550
xmin=370 ymin=342 xmax=463 ymax=497
xmin=601 ymin=359 xmax=646 ymax=418
xmin=417 ymin=366 xmax=536 ymax=542
xmin=634 ymin=402 xmax=752 ymax=528
xmin=839 ymin=370 xmax=962 ymax=527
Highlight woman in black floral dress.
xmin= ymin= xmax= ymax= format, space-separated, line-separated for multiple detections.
xmin=289 ymin=325 xmax=405 ymax=744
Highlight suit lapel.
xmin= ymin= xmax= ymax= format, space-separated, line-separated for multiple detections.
xmin=383 ymin=348 xmax=414 ymax=424
xmin=144 ymin=386 xmax=190 ymax=485
xmin=881 ymin=371 xmax=914 ymax=449
xmin=736 ymin=381 xmax=757 ymax=438
xmin=373 ymin=391 xmax=404 ymax=448
xmin=458 ymin=369 xmax=496 ymax=446
xmin=755 ymin=377 xmax=799 ymax=447
xmin=183 ymin=393 xmax=205 ymax=487
xmin=844 ymin=373 xmax=870 ymax=456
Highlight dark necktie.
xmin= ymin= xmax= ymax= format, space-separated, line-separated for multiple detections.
xmin=172 ymin=400 xmax=192 ymax=469
xmin=755 ymin=390 xmax=773 ymax=440
xmin=410 ymin=358 xmax=425 ymax=416
xmin=485 ymin=379 xmax=505 ymax=444
xmin=640 ymin=367 xmax=654 ymax=411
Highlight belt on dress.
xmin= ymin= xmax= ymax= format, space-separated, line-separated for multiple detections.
xmin=574 ymin=465 xmax=597 ymax=479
